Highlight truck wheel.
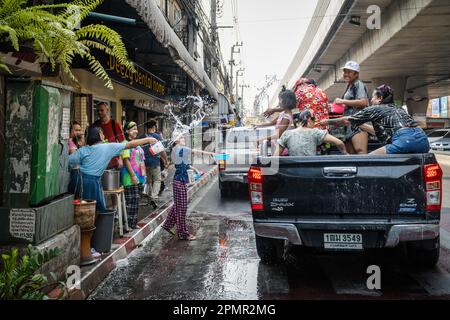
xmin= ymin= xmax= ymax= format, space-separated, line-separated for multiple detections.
xmin=407 ymin=237 xmax=440 ymax=268
xmin=255 ymin=235 xmax=285 ymax=264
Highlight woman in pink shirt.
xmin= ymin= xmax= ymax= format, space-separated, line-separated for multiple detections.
xmin=254 ymin=87 xmax=295 ymax=155
xmin=69 ymin=121 xmax=83 ymax=154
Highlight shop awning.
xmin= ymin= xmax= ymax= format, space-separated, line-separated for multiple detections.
xmin=125 ymin=0 xmax=219 ymax=100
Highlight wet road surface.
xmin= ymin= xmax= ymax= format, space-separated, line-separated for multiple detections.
xmin=90 ymin=159 xmax=450 ymax=300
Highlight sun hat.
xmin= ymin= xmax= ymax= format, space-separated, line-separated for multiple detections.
xmin=342 ymin=61 xmax=360 ymax=73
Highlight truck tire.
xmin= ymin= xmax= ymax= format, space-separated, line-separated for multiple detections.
xmin=407 ymin=237 xmax=440 ymax=268
xmin=255 ymin=235 xmax=285 ymax=264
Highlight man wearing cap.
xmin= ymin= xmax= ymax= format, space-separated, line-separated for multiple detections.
xmin=334 ymin=61 xmax=370 ymax=154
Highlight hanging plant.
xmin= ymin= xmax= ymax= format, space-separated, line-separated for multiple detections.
xmin=0 ymin=0 xmax=135 ymax=89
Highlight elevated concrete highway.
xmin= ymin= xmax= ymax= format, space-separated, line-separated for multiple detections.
xmin=272 ymin=0 xmax=450 ymax=120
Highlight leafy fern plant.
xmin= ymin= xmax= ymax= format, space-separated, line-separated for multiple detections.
xmin=0 ymin=0 xmax=134 ymax=89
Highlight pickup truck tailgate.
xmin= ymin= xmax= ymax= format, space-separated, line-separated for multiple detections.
xmin=259 ymin=155 xmax=428 ymax=216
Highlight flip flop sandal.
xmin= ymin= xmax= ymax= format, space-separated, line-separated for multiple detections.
xmin=178 ymin=234 xmax=196 ymax=241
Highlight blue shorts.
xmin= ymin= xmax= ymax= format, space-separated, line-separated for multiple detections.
xmin=385 ymin=128 xmax=430 ymax=154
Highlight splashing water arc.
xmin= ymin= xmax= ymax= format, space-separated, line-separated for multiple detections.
xmin=164 ymin=95 xmax=215 ymax=146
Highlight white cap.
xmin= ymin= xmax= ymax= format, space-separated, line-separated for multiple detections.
xmin=342 ymin=61 xmax=360 ymax=73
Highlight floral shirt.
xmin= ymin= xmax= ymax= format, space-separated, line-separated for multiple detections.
xmin=293 ymin=78 xmax=329 ymax=129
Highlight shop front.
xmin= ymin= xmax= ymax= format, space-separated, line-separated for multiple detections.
xmin=426 ymin=96 xmax=450 ymax=128
xmin=71 ymin=53 xmax=168 ymax=136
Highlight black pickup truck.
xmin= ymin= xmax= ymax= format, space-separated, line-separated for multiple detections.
xmin=248 ymin=151 xmax=443 ymax=267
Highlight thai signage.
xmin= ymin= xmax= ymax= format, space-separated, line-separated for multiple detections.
xmin=105 ymin=54 xmax=166 ymax=98
xmin=427 ymin=97 xmax=449 ymax=119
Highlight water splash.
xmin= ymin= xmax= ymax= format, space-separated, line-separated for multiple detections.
xmin=164 ymin=95 xmax=216 ymax=146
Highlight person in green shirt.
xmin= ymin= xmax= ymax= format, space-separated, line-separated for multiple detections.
xmin=121 ymin=122 xmax=147 ymax=229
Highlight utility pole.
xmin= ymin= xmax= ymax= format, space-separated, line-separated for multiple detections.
xmin=210 ymin=0 xmax=218 ymax=85
xmin=211 ymin=0 xmax=217 ymax=42
xmin=235 ymin=68 xmax=244 ymax=101
xmin=239 ymin=83 xmax=250 ymax=118
xmin=240 ymin=84 xmax=250 ymax=102
xmin=229 ymin=42 xmax=243 ymax=99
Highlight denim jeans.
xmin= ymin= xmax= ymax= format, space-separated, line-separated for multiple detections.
xmin=386 ymin=128 xmax=430 ymax=154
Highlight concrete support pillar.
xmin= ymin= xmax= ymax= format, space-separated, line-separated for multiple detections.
xmin=372 ymin=77 xmax=407 ymax=106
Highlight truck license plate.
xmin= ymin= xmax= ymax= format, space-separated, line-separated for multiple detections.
xmin=324 ymin=233 xmax=363 ymax=250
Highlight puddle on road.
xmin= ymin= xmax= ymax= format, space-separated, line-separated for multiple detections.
xmin=89 ymin=213 xmax=450 ymax=300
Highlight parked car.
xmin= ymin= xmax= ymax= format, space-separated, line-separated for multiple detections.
xmin=430 ymin=131 xmax=450 ymax=151
xmin=426 ymin=128 xmax=450 ymax=144
xmin=218 ymin=127 xmax=274 ymax=197
xmin=248 ymin=148 xmax=443 ymax=268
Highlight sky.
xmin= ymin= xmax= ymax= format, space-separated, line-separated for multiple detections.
xmin=216 ymin=0 xmax=319 ymax=115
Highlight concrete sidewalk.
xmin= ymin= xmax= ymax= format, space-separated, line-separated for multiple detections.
xmin=50 ymin=163 xmax=218 ymax=300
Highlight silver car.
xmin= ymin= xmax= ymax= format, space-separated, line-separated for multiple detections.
xmin=427 ymin=129 xmax=450 ymax=144
xmin=218 ymin=127 xmax=274 ymax=197
xmin=430 ymin=130 xmax=450 ymax=151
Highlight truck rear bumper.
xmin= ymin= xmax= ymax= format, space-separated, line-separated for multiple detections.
xmin=254 ymin=221 xmax=440 ymax=248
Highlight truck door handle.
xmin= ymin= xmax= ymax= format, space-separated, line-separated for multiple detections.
xmin=323 ymin=167 xmax=357 ymax=178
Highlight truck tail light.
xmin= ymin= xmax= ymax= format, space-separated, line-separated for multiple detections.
xmin=424 ymin=164 xmax=443 ymax=212
xmin=248 ymin=166 xmax=263 ymax=211
xmin=218 ymin=160 xmax=226 ymax=171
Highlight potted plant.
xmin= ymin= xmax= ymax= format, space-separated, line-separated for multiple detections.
xmin=0 ymin=245 xmax=65 ymax=300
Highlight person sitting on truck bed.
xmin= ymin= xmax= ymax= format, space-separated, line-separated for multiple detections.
xmin=321 ymin=84 xmax=430 ymax=155
xmin=263 ymin=78 xmax=329 ymax=130
xmin=254 ymin=87 xmax=295 ymax=155
xmin=276 ymin=109 xmax=348 ymax=156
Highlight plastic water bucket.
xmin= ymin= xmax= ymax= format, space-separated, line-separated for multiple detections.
xmin=214 ymin=153 xmax=230 ymax=161
xmin=149 ymin=141 xmax=165 ymax=156
xmin=91 ymin=209 xmax=116 ymax=253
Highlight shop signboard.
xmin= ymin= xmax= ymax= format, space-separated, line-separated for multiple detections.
xmin=431 ymin=98 xmax=440 ymax=118
xmin=440 ymin=96 xmax=448 ymax=118
xmin=103 ymin=54 xmax=166 ymax=99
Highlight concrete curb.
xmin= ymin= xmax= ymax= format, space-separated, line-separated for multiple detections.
xmin=64 ymin=167 xmax=218 ymax=300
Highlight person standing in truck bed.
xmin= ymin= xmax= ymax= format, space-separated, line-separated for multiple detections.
xmin=276 ymin=109 xmax=348 ymax=156
xmin=321 ymin=84 xmax=430 ymax=155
